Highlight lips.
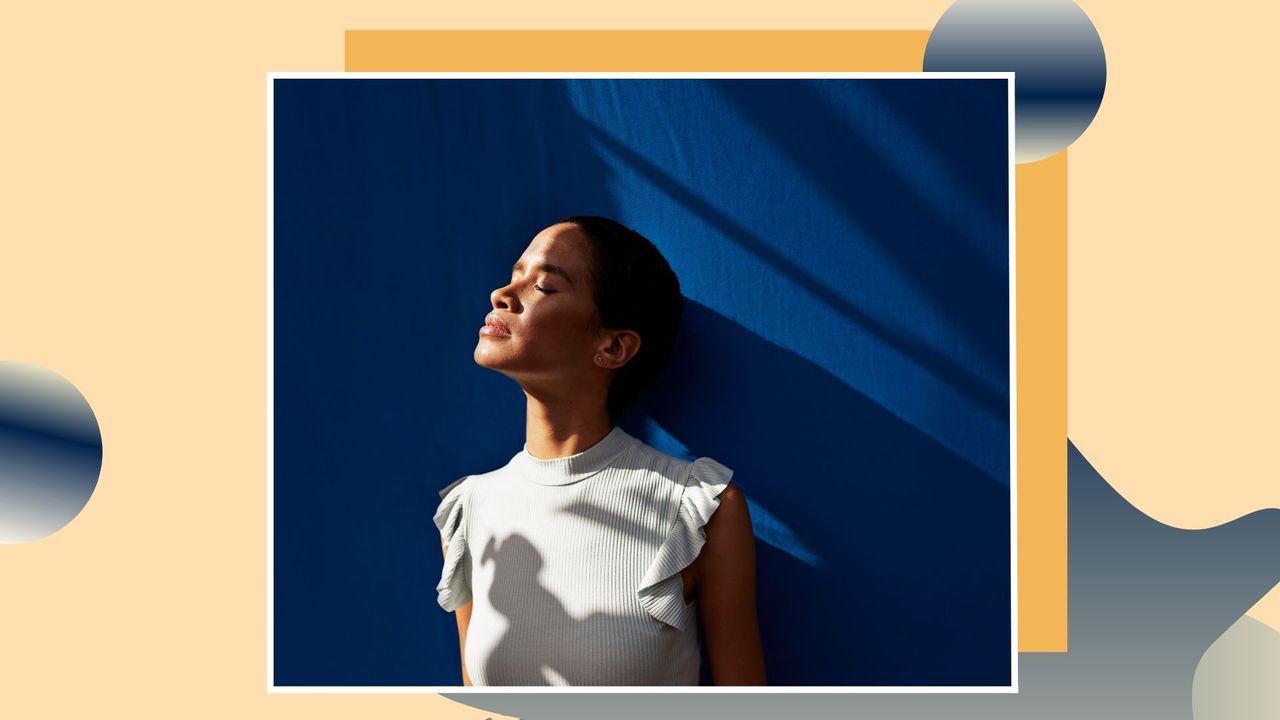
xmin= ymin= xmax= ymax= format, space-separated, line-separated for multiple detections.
xmin=483 ymin=313 xmax=511 ymax=336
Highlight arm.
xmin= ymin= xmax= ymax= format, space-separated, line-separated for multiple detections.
xmin=695 ymin=482 xmax=767 ymax=685
xmin=441 ymin=536 xmax=474 ymax=686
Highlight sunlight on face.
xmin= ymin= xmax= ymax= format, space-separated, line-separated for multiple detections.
xmin=474 ymin=223 xmax=603 ymax=387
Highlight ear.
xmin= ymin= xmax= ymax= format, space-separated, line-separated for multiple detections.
xmin=595 ymin=329 xmax=642 ymax=369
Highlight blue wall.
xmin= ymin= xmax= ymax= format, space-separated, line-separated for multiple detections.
xmin=272 ymin=77 xmax=1011 ymax=686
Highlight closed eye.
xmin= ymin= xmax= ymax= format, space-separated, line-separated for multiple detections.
xmin=534 ymin=284 xmax=557 ymax=294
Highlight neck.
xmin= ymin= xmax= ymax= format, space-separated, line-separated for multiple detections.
xmin=523 ymin=386 xmax=613 ymax=460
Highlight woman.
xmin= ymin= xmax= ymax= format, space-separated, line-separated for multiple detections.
xmin=434 ymin=216 xmax=766 ymax=686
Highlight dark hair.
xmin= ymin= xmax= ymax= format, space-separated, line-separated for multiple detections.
xmin=559 ymin=215 xmax=684 ymax=422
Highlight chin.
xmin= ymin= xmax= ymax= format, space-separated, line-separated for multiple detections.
xmin=473 ymin=344 xmax=507 ymax=369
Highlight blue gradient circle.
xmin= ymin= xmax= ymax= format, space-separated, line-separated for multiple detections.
xmin=924 ymin=0 xmax=1107 ymax=163
xmin=0 ymin=361 xmax=102 ymax=543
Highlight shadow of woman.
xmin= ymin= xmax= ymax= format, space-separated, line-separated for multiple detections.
xmin=475 ymin=532 xmax=698 ymax=686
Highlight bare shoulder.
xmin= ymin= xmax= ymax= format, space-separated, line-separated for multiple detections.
xmin=693 ymin=482 xmax=754 ymax=572
xmin=709 ymin=481 xmax=750 ymax=529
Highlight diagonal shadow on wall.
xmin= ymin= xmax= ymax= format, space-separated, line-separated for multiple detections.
xmin=576 ymin=117 xmax=1008 ymax=423
xmin=708 ymin=78 xmax=1009 ymax=387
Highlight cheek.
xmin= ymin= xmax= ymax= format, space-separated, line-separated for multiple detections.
xmin=515 ymin=302 xmax=598 ymax=359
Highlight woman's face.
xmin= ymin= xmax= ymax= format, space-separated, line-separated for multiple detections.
xmin=474 ymin=223 xmax=604 ymax=386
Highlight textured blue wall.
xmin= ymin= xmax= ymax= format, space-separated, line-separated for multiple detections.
xmin=272 ymin=77 xmax=1010 ymax=686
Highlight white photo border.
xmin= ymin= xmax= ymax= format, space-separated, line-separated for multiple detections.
xmin=266 ymin=70 xmax=1019 ymax=694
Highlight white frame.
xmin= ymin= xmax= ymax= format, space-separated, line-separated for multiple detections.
xmin=267 ymin=70 xmax=1018 ymax=694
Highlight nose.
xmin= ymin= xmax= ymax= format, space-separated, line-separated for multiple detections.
xmin=490 ymin=281 xmax=520 ymax=312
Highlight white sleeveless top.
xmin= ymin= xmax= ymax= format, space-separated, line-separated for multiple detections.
xmin=432 ymin=425 xmax=733 ymax=686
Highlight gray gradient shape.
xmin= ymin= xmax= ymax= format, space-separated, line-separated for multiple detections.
xmin=0 ymin=360 xmax=103 ymax=543
xmin=924 ymin=0 xmax=1107 ymax=163
xmin=439 ymin=441 xmax=1280 ymax=719
xmin=1192 ymin=614 xmax=1280 ymax=719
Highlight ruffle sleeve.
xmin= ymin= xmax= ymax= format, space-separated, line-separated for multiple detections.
xmin=636 ymin=456 xmax=734 ymax=631
xmin=433 ymin=475 xmax=472 ymax=612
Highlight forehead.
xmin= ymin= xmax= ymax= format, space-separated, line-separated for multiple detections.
xmin=518 ymin=223 xmax=589 ymax=269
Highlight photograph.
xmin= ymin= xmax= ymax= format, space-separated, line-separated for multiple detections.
xmin=269 ymin=73 xmax=1014 ymax=689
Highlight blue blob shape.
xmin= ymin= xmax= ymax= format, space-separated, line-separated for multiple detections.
xmin=0 ymin=361 xmax=103 ymax=543
xmin=925 ymin=0 xmax=1107 ymax=162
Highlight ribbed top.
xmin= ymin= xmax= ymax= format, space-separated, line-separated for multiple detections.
xmin=432 ymin=426 xmax=735 ymax=686
xmin=514 ymin=425 xmax=633 ymax=486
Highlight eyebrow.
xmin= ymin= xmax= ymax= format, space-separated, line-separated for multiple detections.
xmin=512 ymin=260 xmax=577 ymax=288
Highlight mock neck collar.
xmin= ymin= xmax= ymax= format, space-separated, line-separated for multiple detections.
xmin=515 ymin=425 xmax=633 ymax=486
